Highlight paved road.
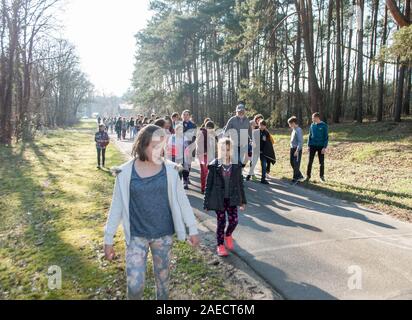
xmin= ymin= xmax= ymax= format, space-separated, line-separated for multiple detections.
xmin=111 ymin=134 xmax=412 ymax=300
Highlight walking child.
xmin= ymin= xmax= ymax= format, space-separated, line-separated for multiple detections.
xmin=182 ymin=110 xmax=197 ymax=190
xmin=306 ymin=113 xmax=329 ymax=182
xmin=104 ymin=125 xmax=199 ymax=300
xmin=95 ymin=124 xmax=110 ymax=169
xmin=246 ymin=114 xmax=264 ymax=182
xmin=129 ymin=117 xmax=136 ymax=140
xmin=121 ymin=117 xmax=128 ymax=140
xmin=204 ymin=138 xmax=247 ymax=257
xmin=166 ymin=124 xmax=184 ymax=175
xmin=115 ymin=117 xmax=122 ymax=140
xmin=196 ymin=121 xmax=217 ymax=194
xmin=258 ymin=120 xmax=276 ymax=185
xmin=288 ymin=116 xmax=305 ymax=184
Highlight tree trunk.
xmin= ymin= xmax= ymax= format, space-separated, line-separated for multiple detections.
xmin=0 ymin=3 xmax=19 ymax=145
xmin=377 ymin=5 xmax=388 ymax=122
xmin=394 ymin=0 xmax=410 ymax=122
xmin=214 ymin=32 xmax=224 ymax=126
xmin=356 ymin=0 xmax=364 ymax=124
xmin=343 ymin=22 xmax=354 ymax=119
xmin=333 ymin=0 xmax=343 ymax=123
xmin=293 ymin=5 xmax=303 ymax=122
xmin=325 ymin=0 xmax=334 ymax=118
xmin=386 ymin=0 xmax=411 ymax=27
xmin=297 ymin=0 xmax=323 ymax=116
xmin=403 ymin=67 xmax=411 ymax=115
xmin=192 ymin=39 xmax=199 ymax=123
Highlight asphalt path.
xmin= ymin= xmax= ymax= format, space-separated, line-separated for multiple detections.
xmin=111 ymin=134 xmax=412 ymax=300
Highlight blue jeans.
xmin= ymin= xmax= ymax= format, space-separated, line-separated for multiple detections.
xmin=130 ymin=127 xmax=136 ymax=140
xmin=290 ymin=148 xmax=304 ymax=181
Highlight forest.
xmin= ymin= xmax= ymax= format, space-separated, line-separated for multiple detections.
xmin=0 ymin=0 xmax=93 ymax=144
xmin=132 ymin=0 xmax=412 ymax=126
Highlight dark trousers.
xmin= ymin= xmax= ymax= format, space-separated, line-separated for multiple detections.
xmin=260 ymin=154 xmax=268 ymax=180
xmin=290 ymin=148 xmax=304 ymax=181
xmin=307 ymin=146 xmax=325 ymax=179
xmin=266 ymin=161 xmax=271 ymax=175
xmin=116 ymin=130 xmax=121 ymax=140
xmin=97 ymin=148 xmax=106 ymax=167
xmin=182 ymin=168 xmax=191 ymax=185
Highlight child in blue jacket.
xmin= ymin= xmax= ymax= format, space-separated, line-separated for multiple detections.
xmin=306 ymin=113 xmax=329 ymax=182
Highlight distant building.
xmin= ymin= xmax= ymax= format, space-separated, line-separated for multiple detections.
xmin=118 ymin=103 xmax=135 ymax=117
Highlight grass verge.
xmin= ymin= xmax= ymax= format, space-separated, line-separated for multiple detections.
xmin=270 ymin=119 xmax=412 ymax=222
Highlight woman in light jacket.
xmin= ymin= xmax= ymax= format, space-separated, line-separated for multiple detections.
xmin=104 ymin=125 xmax=200 ymax=300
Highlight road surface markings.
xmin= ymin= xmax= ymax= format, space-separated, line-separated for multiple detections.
xmin=345 ymin=229 xmax=412 ymax=251
xmin=249 ymin=232 xmax=412 ymax=256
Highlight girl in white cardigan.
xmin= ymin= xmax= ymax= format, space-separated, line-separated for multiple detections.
xmin=104 ymin=125 xmax=200 ymax=300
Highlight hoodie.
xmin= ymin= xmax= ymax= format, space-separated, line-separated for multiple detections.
xmin=308 ymin=121 xmax=329 ymax=148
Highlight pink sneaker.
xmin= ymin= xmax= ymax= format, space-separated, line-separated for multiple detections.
xmin=225 ymin=236 xmax=235 ymax=251
xmin=217 ymin=245 xmax=229 ymax=257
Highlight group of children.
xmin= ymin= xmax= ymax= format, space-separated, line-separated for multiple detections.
xmin=99 ymin=107 xmax=329 ymax=257
xmin=98 ymin=114 xmax=165 ymax=142
xmin=102 ymin=105 xmax=329 ymax=300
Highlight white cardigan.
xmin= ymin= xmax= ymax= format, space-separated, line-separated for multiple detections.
xmin=104 ymin=159 xmax=199 ymax=246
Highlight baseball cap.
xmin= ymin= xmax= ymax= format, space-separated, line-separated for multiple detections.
xmin=236 ymin=104 xmax=246 ymax=112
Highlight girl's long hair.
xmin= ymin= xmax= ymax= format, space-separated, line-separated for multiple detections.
xmin=132 ymin=125 xmax=165 ymax=161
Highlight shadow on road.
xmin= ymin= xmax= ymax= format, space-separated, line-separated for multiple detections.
xmin=233 ymin=243 xmax=338 ymax=300
xmin=187 ymin=167 xmax=396 ymax=232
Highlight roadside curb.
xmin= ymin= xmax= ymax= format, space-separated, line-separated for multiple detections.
xmin=194 ymin=208 xmax=284 ymax=300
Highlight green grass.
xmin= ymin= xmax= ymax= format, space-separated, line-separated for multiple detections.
xmin=270 ymin=119 xmax=412 ymax=221
xmin=0 ymin=121 xmax=239 ymax=300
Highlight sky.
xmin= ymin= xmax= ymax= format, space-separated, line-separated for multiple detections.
xmin=60 ymin=0 xmax=153 ymax=97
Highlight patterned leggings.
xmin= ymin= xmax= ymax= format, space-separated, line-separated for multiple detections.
xmin=126 ymin=235 xmax=173 ymax=300
xmin=215 ymin=199 xmax=239 ymax=246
